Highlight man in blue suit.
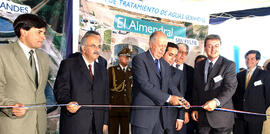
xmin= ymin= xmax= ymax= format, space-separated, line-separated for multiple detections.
xmin=131 ymin=31 xmax=189 ymax=134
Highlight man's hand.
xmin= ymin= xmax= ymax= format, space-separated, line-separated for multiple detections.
xmin=103 ymin=124 xmax=108 ymax=133
xmin=203 ymin=99 xmax=217 ymax=111
xmin=184 ymin=112 xmax=190 ymax=124
xmin=191 ymin=111 xmax=198 ymax=121
xmin=66 ymin=101 xmax=81 ymax=113
xmin=175 ymin=120 xmax=183 ymax=131
xmin=12 ymin=103 xmax=28 ymax=117
xmin=169 ymin=96 xmax=190 ymax=109
xmin=169 ymin=95 xmax=182 ymax=106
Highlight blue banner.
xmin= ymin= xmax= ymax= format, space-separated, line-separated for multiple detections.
xmin=114 ymin=14 xmax=186 ymax=39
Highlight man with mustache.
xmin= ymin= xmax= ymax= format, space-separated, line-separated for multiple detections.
xmin=54 ymin=31 xmax=109 ymax=134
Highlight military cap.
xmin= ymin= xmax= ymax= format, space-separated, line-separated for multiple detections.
xmin=118 ymin=47 xmax=131 ymax=57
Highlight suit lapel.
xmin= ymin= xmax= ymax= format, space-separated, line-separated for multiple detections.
xmin=200 ymin=60 xmax=206 ymax=83
xmin=36 ymin=49 xmax=44 ymax=89
xmin=146 ymin=51 xmax=161 ymax=79
xmin=93 ymin=62 xmax=101 ymax=84
xmin=13 ymin=43 xmax=36 ymax=85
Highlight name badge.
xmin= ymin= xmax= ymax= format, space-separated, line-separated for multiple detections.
xmin=213 ymin=75 xmax=223 ymax=83
xmin=254 ymin=80 xmax=263 ymax=86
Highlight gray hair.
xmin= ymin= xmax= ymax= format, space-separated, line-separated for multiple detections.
xmin=80 ymin=31 xmax=101 ymax=47
xmin=177 ymin=43 xmax=189 ymax=53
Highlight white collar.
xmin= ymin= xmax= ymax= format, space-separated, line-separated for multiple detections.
xmin=173 ymin=63 xmax=184 ymax=71
xmin=82 ymin=55 xmax=94 ymax=68
xmin=149 ymin=50 xmax=157 ymax=61
xmin=207 ymin=56 xmax=219 ymax=65
xmin=18 ymin=40 xmax=35 ymax=58
xmin=119 ymin=64 xmax=127 ymax=71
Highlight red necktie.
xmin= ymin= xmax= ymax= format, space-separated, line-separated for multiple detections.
xmin=88 ymin=64 xmax=94 ymax=80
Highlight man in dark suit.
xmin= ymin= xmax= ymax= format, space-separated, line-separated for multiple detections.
xmin=232 ymin=50 xmax=270 ymax=134
xmin=131 ymin=31 xmax=189 ymax=134
xmin=191 ymin=34 xmax=237 ymax=134
xmin=173 ymin=43 xmax=195 ymax=134
xmin=54 ymin=31 xmax=109 ymax=134
xmin=163 ymin=42 xmax=186 ymax=132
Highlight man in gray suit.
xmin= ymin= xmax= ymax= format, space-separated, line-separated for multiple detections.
xmin=191 ymin=34 xmax=237 ymax=134
xmin=131 ymin=31 xmax=189 ymax=134
xmin=0 ymin=14 xmax=49 ymax=134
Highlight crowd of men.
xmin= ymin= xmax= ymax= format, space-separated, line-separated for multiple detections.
xmin=0 ymin=13 xmax=270 ymax=134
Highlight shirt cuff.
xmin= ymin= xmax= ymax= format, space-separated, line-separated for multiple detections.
xmin=214 ymin=98 xmax=220 ymax=106
xmin=177 ymin=119 xmax=184 ymax=122
xmin=166 ymin=95 xmax=171 ymax=103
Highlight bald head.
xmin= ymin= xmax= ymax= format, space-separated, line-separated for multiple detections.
xmin=149 ymin=31 xmax=168 ymax=59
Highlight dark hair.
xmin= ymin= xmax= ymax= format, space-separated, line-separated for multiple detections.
xmin=195 ymin=55 xmax=207 ymax=64
xmin=266 ymin=62 xmax=270 ymax=71
xmin=80 ymin=30 xmax=101 ymax=46
xmin=13 ymin=13 xmax=47 ymax=38
xmin=245 ymin=50 xmax=261 ymax=60
xmin=204 ymin=34 xmax=221 ymax=47
xmin=165 ymin=42 xmax=178 ymax=52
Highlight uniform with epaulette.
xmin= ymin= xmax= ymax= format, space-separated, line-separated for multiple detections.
xmin=108 ymin=48 xmax=132 ymax=134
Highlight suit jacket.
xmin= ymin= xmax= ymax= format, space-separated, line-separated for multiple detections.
xmin=233 ymin=68 xmax=270 ymax=122
xmin=170 ymin=67 xmax=185 ymax=121
xmin=54 ymin=55 xmax=109 ymax=134
xmin=183 ymin=64 xmax=194 ymax=102
xmin=0 ymin=41 xmax=49 ymax=134
xmin=131 ymin=50 xmax=179 ymax=129
xmin=193 ymin=56 xmax=237 ymax=128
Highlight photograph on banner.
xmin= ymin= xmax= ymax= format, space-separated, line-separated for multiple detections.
xmin=0 ymin=0 xmax=67 ymax=133
xmin=79 ymin=0 xmax=208 ymax=67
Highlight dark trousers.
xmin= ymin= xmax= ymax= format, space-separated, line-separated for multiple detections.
xmin=178 ymin=120 xmax=198 ymax=134
xmin=132 ymin=110 xmax=165 ymax=134
xmin=131 ymin=119 xmax=164 ymax=134
xmin=88 ymin=115 xmax=97 ymax=134
xmin=131 ymin=112 xmax=176 ymax=134
xmin=197 ymin=126 xmax=232 ymax=134
xmin=233 ymin=118 xmax=263 ymax=134
xmin=109 ymin=111 xmax=129 ymax=134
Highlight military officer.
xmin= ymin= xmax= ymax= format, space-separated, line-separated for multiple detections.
xmin=108 ymin=47 xmax=133 ymax=134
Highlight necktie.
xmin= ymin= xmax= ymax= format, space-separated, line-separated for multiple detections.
xmin=154 ymin=59 xmax=160 ymax=73
xmin=29 ymin=50 xmax=38 ymax=88
xmin=207 ymin=62 xmax=213 ymax=80
xmin=123 ymin=67 xmax=126 ymax=72
xmin=88 ymin=64 xmax=94 ymax=80
xmin=245 ymin=71 xmax=251 ymax=89
xmin=176 ymin=64 xmax=180 ymax=69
